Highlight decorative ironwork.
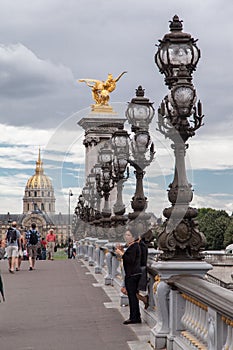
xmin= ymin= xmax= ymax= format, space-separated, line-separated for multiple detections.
xmin=155 ymin=15 xmax=206 ymax=260
xmin=125 ymin=86 xmax=155 ymax=233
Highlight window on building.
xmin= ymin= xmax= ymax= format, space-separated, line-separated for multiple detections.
xmin=41 ymin=203 xmax=44 ymax=211
xmin=34 ymin=191 xmax=37 ymax=197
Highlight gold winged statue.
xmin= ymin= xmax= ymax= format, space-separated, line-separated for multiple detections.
xmin=79 ymin=71 xmax=127 ymax=108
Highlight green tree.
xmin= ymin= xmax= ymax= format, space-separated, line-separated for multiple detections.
xmin=223 ymin=215 xmax=233 ymax=247
xmin=197 ymin=208 xmax=230 ymax=250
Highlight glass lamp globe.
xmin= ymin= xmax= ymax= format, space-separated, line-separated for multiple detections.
xmin=126 ymin=86 xmax=154 ymax=129
xmin=99 ymin=147 xmax=112 ymax=164
xmin=169 ymin=85 xmax=196 ymax=117
xmin=155 ymin=15 xmax=200 ymax=88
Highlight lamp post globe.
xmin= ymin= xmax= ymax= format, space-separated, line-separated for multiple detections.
xmin=125 ymin=86 xmax=155 ymax=132
xmin=155 ymin=15 xmax=200 ymax=89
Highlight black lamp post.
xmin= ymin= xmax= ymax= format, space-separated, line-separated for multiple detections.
xmin=86 ymin=172 xmax=98 ymax=223
xmin=92 ymin=163 xmax=102 ymax=222
xmin=96 ymin=143 xmax=114 ymax=224
xmin=74 ymin=194 xmax=86 ymax=239
xmin=75 ymin=194 xmax=85 ymax=219
xmin=68 ymin=189 xmax=73 ymax=258
xmin=155 ymin=15 xmax=206 ymax=260
xmin=108 ymin=129 xmax=130 ymax=236
xmin=125 ymin=86 xmax=155 ymax=233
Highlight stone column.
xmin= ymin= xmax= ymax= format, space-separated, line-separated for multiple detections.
xmin=78 ymin=110 xmax=126 ymax=179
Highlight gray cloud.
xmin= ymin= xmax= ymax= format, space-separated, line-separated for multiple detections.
xmin=0 ymin=0 xmax=231 ymax=133
xmin=0 ymin=44 xmax=74 ymax=98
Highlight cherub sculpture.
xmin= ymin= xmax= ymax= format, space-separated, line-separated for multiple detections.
xmin=79 ymin=71 xmax=127 ymax=106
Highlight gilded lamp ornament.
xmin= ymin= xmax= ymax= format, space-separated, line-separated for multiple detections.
xmin=155 ymin=15 xmax=206 ymax=260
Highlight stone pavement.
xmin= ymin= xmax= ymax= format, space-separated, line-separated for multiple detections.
xmin=0 ymin=258 xmax=151 ymax=350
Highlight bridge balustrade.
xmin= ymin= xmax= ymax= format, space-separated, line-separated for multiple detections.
xmin=147 ymin=259 xmax=233 ymax=350
xmin=76 ymin=238 xmax=233 ymax=350
xmin=201 ymin=251 xmax=233 ymax=265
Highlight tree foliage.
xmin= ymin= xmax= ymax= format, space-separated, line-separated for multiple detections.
xmin=223 ymin=214 xmax=233 ymax=247
xmin=197 ymin=208 xmax=231 ymax=250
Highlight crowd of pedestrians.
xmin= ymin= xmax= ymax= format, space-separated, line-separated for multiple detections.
xmin=0 ymin=221 xmax=57 ymax=273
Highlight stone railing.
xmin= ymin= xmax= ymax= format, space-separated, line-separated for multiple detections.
xmin=76 ymin=238 xmax=233 ymax=350
xmin=147 ymin=257 xmax=233 ymax=350
xmin=201 ymin=251 xmax=233 ymax=265
xmin=166 ymin=275 xmax=233 ymax=350
xmin=206 ymin=273 xmax=233 ymax=290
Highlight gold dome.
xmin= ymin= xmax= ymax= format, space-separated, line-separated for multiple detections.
xmin=26 ymin=149 xmax=52 ymax=189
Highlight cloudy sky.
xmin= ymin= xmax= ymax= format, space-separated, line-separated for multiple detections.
xmin=0 ymin=0 xmax=232 ymax=218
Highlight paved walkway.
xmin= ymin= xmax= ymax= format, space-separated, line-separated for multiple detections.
xmin=0 ymin=258 xmax=151 ymax=350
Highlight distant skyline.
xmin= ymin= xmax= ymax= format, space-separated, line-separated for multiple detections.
xmin=0 ymin=0 xmax=232 ymax=217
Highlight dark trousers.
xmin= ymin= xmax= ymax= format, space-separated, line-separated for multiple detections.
xmin=125 ymin=274 xmax=141 ymax=321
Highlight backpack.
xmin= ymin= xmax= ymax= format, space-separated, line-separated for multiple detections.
xmin=29 ymin=230 xmax=38 ymax=245
xmin=7 ymin=227 xmax=17 ymax=243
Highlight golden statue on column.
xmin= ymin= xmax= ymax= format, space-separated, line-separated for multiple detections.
xmin=79 ymin=71 xmax=127 ymax=112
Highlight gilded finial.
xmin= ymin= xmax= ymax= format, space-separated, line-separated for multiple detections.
xmin=36 ymin=148 xmax=43 ymax=175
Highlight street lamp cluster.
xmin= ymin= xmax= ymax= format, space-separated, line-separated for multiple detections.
xmin=73 ymin=15 xmax=205 ymax=260
xmin=74 ymin=86 xmax=155 ymax=241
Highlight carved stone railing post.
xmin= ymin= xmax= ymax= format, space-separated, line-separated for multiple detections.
xmin=88 ymin=238 xmax=97 ymax=266
xmin=94 ymin=240 xmax=108 ymax=274
xmin=150 ymin=280 xmax=170 ymax=349
xmin=105 ymin=251 xmax=113 ymax=285
xmin=84 ymin=238 xmax=90 ymax=261
xmin=77 ymin=239 xmax=85 ymax=258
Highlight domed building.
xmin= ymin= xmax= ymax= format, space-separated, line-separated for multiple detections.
xmin=0 ymin=149 xmax=69 ymax=246
xmin=23 ymin=149 xmax=55 ymax=215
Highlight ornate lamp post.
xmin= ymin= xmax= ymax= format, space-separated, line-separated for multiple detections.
xmin=125 ymin=86 xmax=155 ymax=233
xmin=75 ymin=194 xmax=85 ymax=220
xmin=68 ymin=189 xmax=73 ymax=257
xmin=82 ymin=186 xmax=91 ymax=223
xmin=111 ymin=129 xmax=130 ymax=226
xmin=86 ymin=172 xmax=98 ymax=223
xmin=155 ymin=15 xmax=206 ymax=260
xmin=92 ymin=163 xmax=102 ymax=222
xmin=96 ymin=144 xmax=114 ymax=224
xmin=74 ymin=194 xmax=86 ymax=239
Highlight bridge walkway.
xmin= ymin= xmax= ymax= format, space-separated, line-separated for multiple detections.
xmin=0 ymin=258 xmax=151 ymax=350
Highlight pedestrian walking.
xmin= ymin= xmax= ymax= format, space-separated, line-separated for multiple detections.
xmin=25 ymin=223 xmax=41 ymax=270
xmin=5 ymin=221 xmax=21 ymax=273
xmin=46 ymin=229 xmax=56 ymax=260
xmin=16 ymin=230 xmax=25 ymax=271
xmin=67 ymin=238 xmax=73 ymax=259
xmin=115 ymin=227 xmax=142 ymax=325
xmin=0 ymin=239 xmax=6 ymax=260
xmin=40 ymin=237 xmax=47 ymax=260
xmin=71 ymin=240 xmax=77 ymax=259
